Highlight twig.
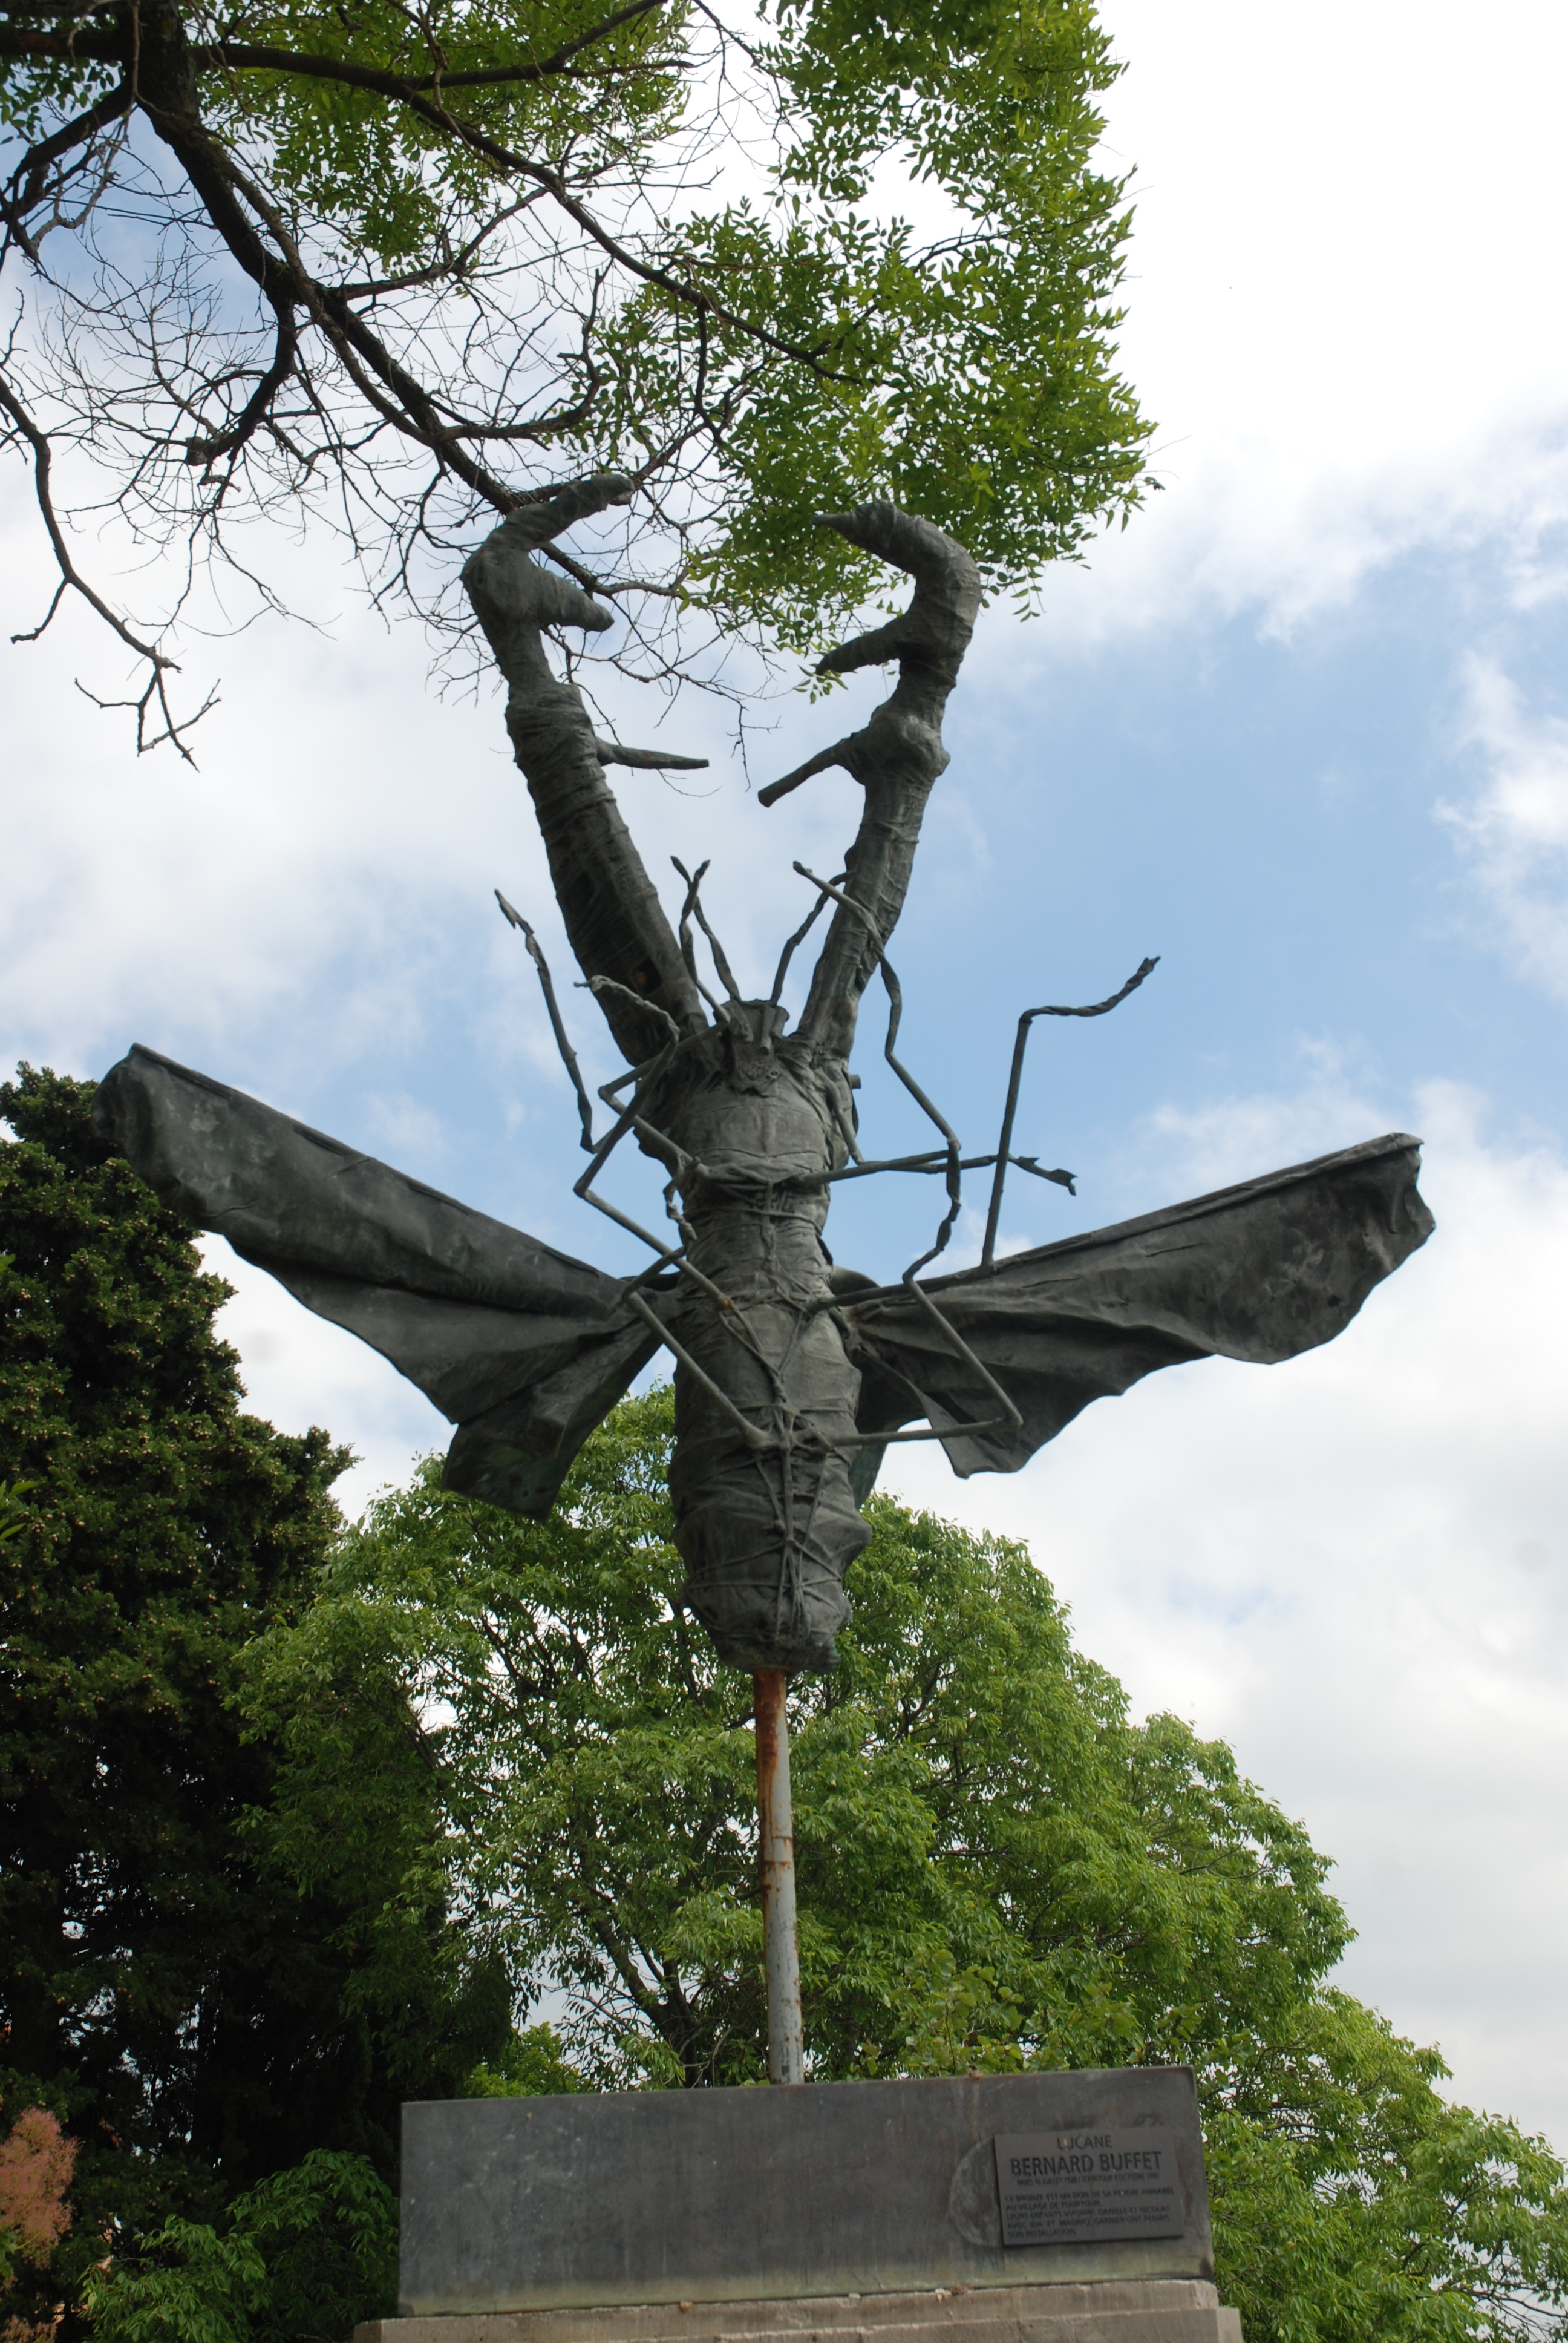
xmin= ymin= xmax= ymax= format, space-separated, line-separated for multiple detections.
xmin=0 ymin=365 xmax=211 ymax=759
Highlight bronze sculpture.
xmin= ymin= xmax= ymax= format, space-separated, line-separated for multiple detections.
xmin=94 ymin=480 xmax=1433 ymax=2080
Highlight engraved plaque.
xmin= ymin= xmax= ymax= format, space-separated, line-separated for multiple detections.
xmin=993 ymin=2128 xmax=1184 ymax=2247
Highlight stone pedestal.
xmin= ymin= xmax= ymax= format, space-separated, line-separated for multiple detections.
xmin=361 ymin=2071 xmax=1242 ymax=2343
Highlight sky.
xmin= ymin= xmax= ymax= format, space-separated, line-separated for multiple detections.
xmin=6 ymin=0 xmax=1568 ymax=2150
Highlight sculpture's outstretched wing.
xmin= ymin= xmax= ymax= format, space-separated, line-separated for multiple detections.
xmin=841 ymin=1133 xmax=1433 ymax=1490
xmin=93 ymin=1046 xmax=659 ymax=1517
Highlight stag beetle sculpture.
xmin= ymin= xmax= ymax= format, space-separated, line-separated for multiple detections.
xmin=96 ymin=477 xmax=1433 ymax=1676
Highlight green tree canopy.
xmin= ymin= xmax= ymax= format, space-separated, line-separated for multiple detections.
xmin=243 ymin=1388 xmax=1568 ymax=2339
xmin=241 ymin=1387 xmax=1349 ymax=2091
xmin=0 ymin=0 xmax=1148 ymax=744
xmin=0 ymin=1066 xmax=508 ymax=2331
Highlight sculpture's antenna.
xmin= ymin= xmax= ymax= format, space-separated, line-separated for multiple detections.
xmin=672 ymin=860 xmax=725 ymax=1011
xmin=671 ymin=857 xmax=745 ymax=1006
xmin=768 ymin=874 xmax=844 ymax=1008
xmin=794 ymin=863 xmax=964 ymax=1277
xmin=979 ymin=957 xmax=1160 ymax=1268
xmin=495 ymin=891 xmax=597 ymax=1151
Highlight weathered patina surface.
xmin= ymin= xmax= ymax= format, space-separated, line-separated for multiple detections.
xmin=94 ymin=486 xmax=1434 ymax=1674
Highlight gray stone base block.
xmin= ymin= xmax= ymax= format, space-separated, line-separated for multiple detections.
xmin=398 ymin=2073 xmax=1214 ymax=2316
xmin=356 ymin=2276 xmax=1242 ymax=2343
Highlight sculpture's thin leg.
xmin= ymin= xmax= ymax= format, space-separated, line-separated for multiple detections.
xmin=753 ymin=1669 xmax=804 ymax=2085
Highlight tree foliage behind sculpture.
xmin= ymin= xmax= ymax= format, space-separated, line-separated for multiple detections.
xmin=238 ymin=1386 xmax=1353 ymax=2088
xmin=0 ymin=0 xmax=1148 ymax=744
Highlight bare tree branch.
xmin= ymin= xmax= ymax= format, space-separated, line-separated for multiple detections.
xmin=0 ymin=360 xmax=212 ymax=756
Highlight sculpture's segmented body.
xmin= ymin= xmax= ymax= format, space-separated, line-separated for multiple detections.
xmin=650 ymin=1025 xmax=865 ymax=1670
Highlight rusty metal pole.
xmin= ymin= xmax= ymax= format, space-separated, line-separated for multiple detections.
xmin=753 ymin=1667 xmax=805 ymax=2084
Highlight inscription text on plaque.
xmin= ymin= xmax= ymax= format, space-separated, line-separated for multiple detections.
xmin=993 ymin=2128 xmax=1184 ymax=2247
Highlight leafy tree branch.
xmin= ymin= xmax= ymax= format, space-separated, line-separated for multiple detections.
xmin=0 ymin=0 xmax=1149 ymax=744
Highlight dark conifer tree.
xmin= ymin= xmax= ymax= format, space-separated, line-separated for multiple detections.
xmin=0 ymin=1066 xmax=506 ymax=2289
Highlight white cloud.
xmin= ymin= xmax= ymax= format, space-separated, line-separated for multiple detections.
xmin=1442 ymin=656 xmax=1568 ymax=1001
xmin=1138 ymin=1038 xmax=1401 ymax=1194
xmin=885 ymin=1079 xmax=1568 ymax=2148
xmin=1009 ymin=0 xmax=1568 ymax=652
